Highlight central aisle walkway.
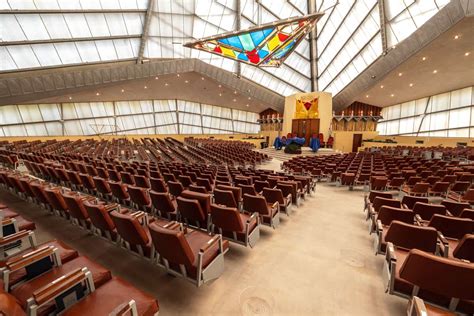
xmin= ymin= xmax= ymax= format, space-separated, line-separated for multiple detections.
xmin=1 ymin=160 xmax=406 ymax=315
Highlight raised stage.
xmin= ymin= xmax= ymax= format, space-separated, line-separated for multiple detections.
xmin=257 ymin=146 xmax=338 ymax=162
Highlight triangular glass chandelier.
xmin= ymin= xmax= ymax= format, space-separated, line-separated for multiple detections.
xmin=184 ymin=13 xmax=323 ymax=67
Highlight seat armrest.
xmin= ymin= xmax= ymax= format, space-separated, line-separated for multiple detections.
xmin=105 ymin=203 xmax=120 ymax=212
xmin=376 ymin=220 xmax=383 ymax=233
xmin=163 ymin=221 xmax=181 ymax=231
xmin=6 ymin=245 xmax=56 ymax=272
xmin=32 ymin=268 xmax=89 ymax=306
xmin=386 ymin=242 xmax=397 ymax=263
xmin=0 ymin=230 xmax=34 ymax=246
xmin=414 ymin=214 xmax=423 ymax=225
xmin=199 ymin=235 xmax=220 ymax=253
xmin=271 ymin=201 xmax=278 ymax=209
xmin=110 ymin=300 xmax=138 ymax=316
xmin=285 ymin=193 xmax=292 ymax=203
xmin=408 ymin=296 xmax=427 ymax=316
xmin=247 ymin=212 xmax=258 ymax=224
xmin=402 ymin=204 xmax=409 ymax=209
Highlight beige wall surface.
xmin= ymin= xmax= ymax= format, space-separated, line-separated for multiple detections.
xmin=333 ymin=131 xmax=379 ymax=153
xmin=283 ymin=92 xmax=333 ymax=137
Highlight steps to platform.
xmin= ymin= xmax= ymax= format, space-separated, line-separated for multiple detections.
xmin=256 ymin=147 xmax=340 ymax=162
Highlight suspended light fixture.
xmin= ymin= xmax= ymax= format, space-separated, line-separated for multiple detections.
xmin=184 ymin=13 xmax=323 ymax=68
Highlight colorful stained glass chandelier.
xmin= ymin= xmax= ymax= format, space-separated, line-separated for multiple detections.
xmin=184 ymin=13 xmax=323 ymax=67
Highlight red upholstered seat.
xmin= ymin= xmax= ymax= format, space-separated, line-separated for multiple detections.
xmin=11 ymin=256 xmax=112 ymax=309
xmin=63 ymin=276 xmax=159 ymax=316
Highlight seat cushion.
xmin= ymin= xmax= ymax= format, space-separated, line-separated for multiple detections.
xmin=393 ymin=248 xmax=413 ymax=295
xmin=424 ymin=302 xmax=455 ymax=316
xmin=11 ymin=256 xmax=112 ymax=309
xmin=0 ymin=209 xmax=19 ymax=218
xmin=15 ymin=216 xmax=36 ymax=231
xmin=63 ymin=276 xmax=159 ymax=316
xmin=0 ymin=289 xmax=25 ymax=316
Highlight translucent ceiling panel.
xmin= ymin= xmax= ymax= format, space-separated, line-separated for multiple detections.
xmin=385 ymin=0 xmax=450 ymax=47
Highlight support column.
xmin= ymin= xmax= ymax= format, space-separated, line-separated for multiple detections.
xmin=308 ymin=0 xmax=318 ymax=91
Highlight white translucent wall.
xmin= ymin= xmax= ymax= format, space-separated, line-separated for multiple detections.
xmin=377 ymin=86 xmax=474 ymax=137
xmin=0 ymin=100 xmax=260 ymax=136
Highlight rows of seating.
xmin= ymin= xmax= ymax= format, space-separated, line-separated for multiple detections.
xmin=364 ymin=190 xmax=474 ymax=314
xmin=1 ymin=136 xmax=270 ymax=167
xmin=0 ymin=145 xmax=314 ymax=289
xmin=282 ymin=151 xmax=474 ymax=202
xmin=0 ymin=201 xmax=159 ymax=315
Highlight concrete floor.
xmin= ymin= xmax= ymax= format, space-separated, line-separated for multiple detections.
xmin=1 ymin=159 xmax=407 ymax=315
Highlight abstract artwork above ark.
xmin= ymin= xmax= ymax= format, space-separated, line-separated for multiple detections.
xmin=184 ymin=13 xmax=323 ymax=67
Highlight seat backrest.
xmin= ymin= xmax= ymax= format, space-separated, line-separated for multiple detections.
xmin=150 ymin=191 xmax=176 ymax=214
xmin=44 ymin=187 xmax=68 ymax=210
xmin=62 ymin=193 xmax=89 ymax=220
xmin=368 ymin=191 xmax=393 ymax=203
xmin=181 ymin=190 xmax=211 ymax=214
xmin=110 ymin=211 xmax=149 ymax=246
xmin=254 ymin=180 xmax=270 ymax=193
xmin=213 ymin=189 xmax=237 ymax=208
xmin=243 ymin=193 xmax=269 ymax=215
xmin=189 ymin=185 xmax=207 ymax=194
xmin=176 ymin=196 xmax=206 ymax=222
xmin=413 ymin=202 xmax=446 ymax=220
xmin=134 ymin=175 xmax=150 ymax=189
xmin=463 ymin=188 xmax=474 ymax=200
xmin=399 ymin=249 xmax=474 ymax=300
xmin=128 ymin=185 xmax=150 ymax=206
xmin=412 ymin=182 xmax=429 ymax=192
xmin=168 ymin=181 xmax=184 ymax=197
xmin=453 ymin=234 xmax=474 ymax=262
xmin=238 ymin=184 xmax=258 ymax=196
xmin=401 ymin=195 xmax=428 ymax=209
xmin=372 ymin=197 xmax=402 ymax=213
xmin=428 ymin=214 xmax=474 ymax=239
xmin=262 ymin=187 xmax=284 ymax=204
xmin=215 ymin=185 xmax=241 ymax=202
xmin=459 ymin=208 xmax=474 ymax=220
xmin=441 ymin=200 xmax=470 ymax=217
xmin=84 ymin=201 xmax=116 ymax=232
xmin=148 ymin=223 xmax=194 ymax=266
xmin=210 ymin=204 xmax=244 ymax=232
xmin=377 ymin=206 xmax=414 ymax=226
xmin=150 ymin=177 xmax=167 ymax=193
xmin=384 ymin=220 xmax=438 ymax=253
xmin=108 ymin=181 xmax=129 ymax=199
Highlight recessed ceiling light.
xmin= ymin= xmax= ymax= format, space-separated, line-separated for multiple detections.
xmin=422 ymin=57 xmax=426 ymax=61
xmin=398 ymin=72 xmax=402 ymax=77
xmin=232 ymin=99 xmax=236 ymax=102
xmin=454 ymin=35 xmax=459 ymax=40
xmin=201 ymin=77 xmax=204 ymax=80
xmin=433 ymin=70 xmax=438 ymax=74
xmin=185 ymin=80 xmax=189 ymax=83
xmin=155 ymin=76 xmax=158 ymax=80
xmin=246 ymin=104 xmax=249 ymax=107
xmin=234 ymin=91 xmax=237 ymax=94
xmin=96 ymin=92 xmax=100 ymax=96
xmin=409 ymin=83 xmax=413 ymax=87
xmin=380 ymin=85 xmax=384 ymax=89
xmin=121 ymin=89 xmax=125 ymax=93
xmin=366 ymin=95 xmax=369 ymax=98
xmin=177 ymin=74 xmax=180 ymax=77
xmin=218 ymin=84 xmax=222 ymax=88
xmin=248 ymin=97 xmax=251 ymax=100
xmin=465 ymin=52 xmax=470 ymax=56
xmin=219 ymin=93 xmax=222 ymax=97
xmin=390 ymin=94 xmax=394 ymax=97
xmin=68 ymin=96 xmax=72 ymax=100
xmin=144 ymin=85 xmax=147 ymax=89
xmin=165 ymin=83 xmax=169 ymax=86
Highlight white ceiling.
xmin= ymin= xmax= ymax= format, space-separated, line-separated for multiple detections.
xmin=356 ymin=16 xmax=474 ymax=107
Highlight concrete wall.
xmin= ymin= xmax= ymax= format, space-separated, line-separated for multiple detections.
xmin=283 ymin=92 xmax=333 ymax=138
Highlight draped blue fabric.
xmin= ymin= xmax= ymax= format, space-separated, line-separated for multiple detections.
xmin=273 ymin=137 xmax=283 ymax=150
xmin=287 ymin=137 xmax=306 ymax=146
xmin=309 ymin=137 xmax=320 ymax=152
